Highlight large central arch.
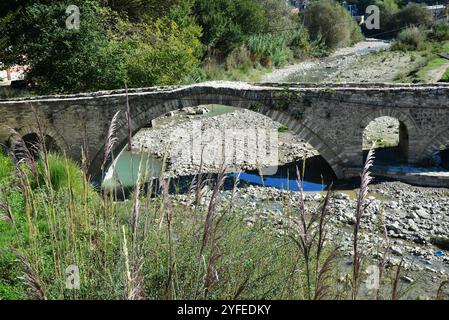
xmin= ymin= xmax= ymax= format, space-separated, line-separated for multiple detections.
xmin=89 ymin=94 xmax=347 ymax=178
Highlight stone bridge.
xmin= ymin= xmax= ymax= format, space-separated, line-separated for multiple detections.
xmin=1 ymin=81 xmax=449 ymax=179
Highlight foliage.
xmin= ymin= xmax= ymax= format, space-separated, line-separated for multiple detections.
xmin=246 ymin=32 xmax=292 ymax=67
xmin=441 ymin=68 xmax=449 ymax=82
xmin=103 ymin=0 xmax=181 ymax=22
xmin=384 ymin=3 xmax=433 ymax=35
xmin=259 ymin=0 xmax=298 ymax=30
xmin=392 ymin=26 xmax=427 ymax=51
xmin=0 ymin=0 xmax=202 ymax=94
xmin=115 ymin=18 xmax=202 ymax=88
xmin=301 ymin=0 xmax=364 ymax=51
xmin=428 ymin=21 xmax=449 ymax=42
xmin=192 ymin=0 xmax=268 ymax=56
xmin=0 ymin=150 xmax=14 ymax=184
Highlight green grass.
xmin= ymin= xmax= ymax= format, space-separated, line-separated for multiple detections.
xmin=396 ymin=40 xmax=449 ymax=83
xmin=441 ymin=68 xmax=449 ymax=82
xmin=277 ymin=125 xmax=289 ymax=133
xmin=0 ymin=151 xmax=14 ymax=182
xmin=0 ymin=145 xmax=434 ymax=300
xmin=415 ymin=57 xmax=449 ymax=82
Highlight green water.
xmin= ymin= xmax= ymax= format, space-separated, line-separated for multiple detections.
xmin=103 ymin=150 xmax=163 ymax=189
xmin=103 ymin=105 xmax=237 ymax=190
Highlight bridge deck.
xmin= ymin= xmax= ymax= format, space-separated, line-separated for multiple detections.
xmin=2 ymin=81 xmax=449 ymax=103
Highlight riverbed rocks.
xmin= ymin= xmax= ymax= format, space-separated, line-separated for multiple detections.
xmin=167 ymin=177 xmax=449 ymax=298
xmin=131 ymin=107 xmax=318 ymax=177
xmin=261 ymin=39 xmax=390 ymax=83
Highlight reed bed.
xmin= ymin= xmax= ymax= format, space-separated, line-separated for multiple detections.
xmin=0 ymin=111 xmax=428 ymax=300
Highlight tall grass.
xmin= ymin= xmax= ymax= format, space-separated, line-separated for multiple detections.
xmin=0 ymin=114 xmax=440 ymax=299
xmin=245 ymin=28 xmax=317 ymax=68
xmin=246 ymin=33 xmax=292 ymax=67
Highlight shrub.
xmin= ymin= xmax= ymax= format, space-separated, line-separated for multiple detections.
xmin=193 ymin=0 xmax=268 ymax=56
xmin=301 ymin=0 xmax=363 ymax=51
xmin=120 ymin=19 xmax=202 ymax=87
xmin=392 ymin=26 xmax=427 ymax=51
xmin=225 ymin=46 xmax=253 ymax=70
xmin=428 ymin=21 xmax=449 ymax=42
xmin=259 ymin=0 xmax=298 ymax=30
xmin=384 ymin=3 xmax=433 ymax=35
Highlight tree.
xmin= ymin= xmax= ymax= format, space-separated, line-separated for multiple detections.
xmin=0 ymin=0 xmax=202 ymax=93
xmin=384 ymin=3 xmax=433 ymax=34
xmin=103 ymin=0 xmax=180 ymax=22
xmin=301 ymin=0 xmax=363 ymax=50
xmin=193 ymin=0 xmax=268 ymax=56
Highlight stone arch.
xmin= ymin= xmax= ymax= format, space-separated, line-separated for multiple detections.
xmin=358 ymin=109 xmax=417 ymax=162
xmin=421 ymin=128 xmax=449 ymax=164
xmin=8 ymin=125 xmax=66 ymax=155
xmin=90 ymin=94 xmax=346 ymax=179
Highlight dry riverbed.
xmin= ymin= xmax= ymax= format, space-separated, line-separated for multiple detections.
xmin=171 ymin=181 xmax=449 ymax=299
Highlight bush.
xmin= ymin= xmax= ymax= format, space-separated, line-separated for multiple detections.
xmin=384 ymin=3 xmax=433 ymax=35
xmin=193 ymin=0 xmax=268 ymax=56
xmin=392 ymin=26 xmax=427 ymax=51
xmin=225 ymin=46 xmax=253 ymax=70
xmin=301 ymin=0 xmax=363 ymax=51
xmin=428 ymin=21 xmax=449 ymax=42
xmin=119 ymin=19 xmax=202 ymax=87
xmin=259 ymin=0 xmax=298 ymax=30
xmin=1 ymin=1 xmax=203 ymax=94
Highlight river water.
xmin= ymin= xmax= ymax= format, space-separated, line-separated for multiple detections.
xmin=103 ymin=150 xmax=336 ymax=193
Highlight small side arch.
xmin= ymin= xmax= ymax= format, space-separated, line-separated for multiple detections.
xmin=421 ymin=128 xmax=449 ymax=164
xmin=358 ymin=109 xmax=417 ymax=163
xmin=7 ymin=126 xmax=66 ymax=158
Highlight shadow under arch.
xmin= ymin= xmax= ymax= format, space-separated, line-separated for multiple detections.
xmin=358 ymin=109 xmax=416 ymax=165
xmin=90 ymin=95 xmax=347 ymax=179
xmin=13 ymin=133 xmax=62 ymax=159
xmin=421 ymin=128 xmax=449 ymax=168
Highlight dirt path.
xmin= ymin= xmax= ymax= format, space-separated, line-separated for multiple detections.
xmin=427 ymin=61 xmax=449 ymax=82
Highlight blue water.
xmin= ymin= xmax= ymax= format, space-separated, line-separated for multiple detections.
xmin=232 ymin=171 xmax=327 ymax=191
xmin=105 ymin=150 xmax=335 ymax=193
